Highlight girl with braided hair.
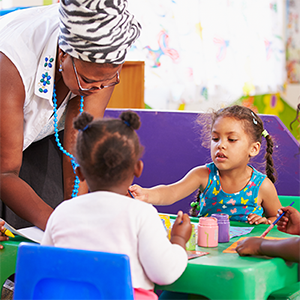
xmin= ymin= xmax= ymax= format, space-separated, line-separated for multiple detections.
xmin=129 ymin=105 xmax=282 ymax=224
xmin=42 ymin=111 xmax=192 ymax=300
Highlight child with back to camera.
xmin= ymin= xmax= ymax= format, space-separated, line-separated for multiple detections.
xmin=129 ymin=105 xmax=282 ymax=224
xmin=41 ymin=111 xmax=192 ymax=300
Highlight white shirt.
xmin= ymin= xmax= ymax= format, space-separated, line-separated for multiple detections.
xmin=41 ymin=191 xmax=188 ymax=290
xmin=0 ymin=4 xmax=72 ymax=150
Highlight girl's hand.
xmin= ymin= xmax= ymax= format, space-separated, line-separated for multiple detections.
xmin=0 ymin=221 xmax=9 ymax=249
xmin=170 ymin=211 xmax=192 ymax=249
xmin=277 ymin=206 xmax=300 ymax=235
xmin=128 ymin=184 xmax=149 ymax=202
xmin=247 ymin=213 xmax=271 ymax=225
xmin=236 ymin=237 xmax=263 ymax=256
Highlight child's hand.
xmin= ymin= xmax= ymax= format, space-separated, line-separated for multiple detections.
xmin=235 ymin=237 xmax=263 ymax=256
xmin=128 ymin=184 xmax=149 ymax=202
xmin=170 ymin=211 xmax=192 ymax=249
xmin=0 ymin=221 xmax=9 ymax=249
xmin=277 ymin=206 xmax=300 ymax=235
xmin=247 ymin=214 xmax=271 ymax=225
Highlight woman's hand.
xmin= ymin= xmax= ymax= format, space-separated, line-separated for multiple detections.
xmin=0 ymin=221 xmax=9 ymax=249
xmin=247 ymin=213 xmax=271 ymax=225
xmin=277 ymin=206 xmax=300 ymax=235
xmin=235 ymin=237 xmax=263 ymax=256
xmin=170 ymin=211 xmax=192 ymax=249
xmin=128 ymin=184 xmax=149 ymax=202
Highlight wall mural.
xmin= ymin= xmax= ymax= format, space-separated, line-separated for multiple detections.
xmin=34 ymin=0 xmax=299 ymax=137
xmin=126 ymin=0 xmax=299 ymax=138
xmin=235 ymin=94 xmax=299 ymax=140
xmin=127 ymin=0 xmax=286 ymax=109
xmin=286 ymin=0 xmax=300 ymax=83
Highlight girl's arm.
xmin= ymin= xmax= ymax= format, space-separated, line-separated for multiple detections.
xmin=248 ymin=177 xmax=282 ymax=224
xmin=258 ymin=178 xmax=282 ymax=223
xmin=63 ymin=87 xmax=114 ymax=199
xmin=0 ymin=52 xmax=53 ymax=230
xmin=236 ymin=236 xmax=300 ymax=263
xmin=138 ymin=206 xmax=189 ymax=286
xmin=129 ymin=165 xmax=209 ymax=205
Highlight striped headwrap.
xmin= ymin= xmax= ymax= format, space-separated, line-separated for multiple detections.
xmin=58 ymin=0 xmax=141 ymax=64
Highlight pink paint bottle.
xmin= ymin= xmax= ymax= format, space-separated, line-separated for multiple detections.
xmin=197 ymin=217 xmax=218 ymax=247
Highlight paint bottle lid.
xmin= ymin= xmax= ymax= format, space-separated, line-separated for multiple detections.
xmin=198 ymin=217 xmax=218 ymax=227
xmin=211 ymin=213 xmax=229 ymax=224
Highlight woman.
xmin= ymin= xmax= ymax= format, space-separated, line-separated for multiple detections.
xmin=0 ymin=0 xmax=141 ymax=230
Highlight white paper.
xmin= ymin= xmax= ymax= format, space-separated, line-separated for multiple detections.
xmin=1 ymin=218 xmax=44 ymax=244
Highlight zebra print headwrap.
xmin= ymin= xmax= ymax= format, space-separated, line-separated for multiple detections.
xmin=58 ymin=0 xmax=141 ymax=64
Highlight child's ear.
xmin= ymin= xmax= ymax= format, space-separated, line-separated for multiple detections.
xmin=75 ymin=166 xmax=85 ymax=182
xmin=249 ymin=141 xmax=261 ymax=157
xmin=134 ymin=160 xmax=144 ymax=178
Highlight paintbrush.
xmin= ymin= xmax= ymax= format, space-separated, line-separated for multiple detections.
xmin=260 ymin=201 xmax=295 ymax=238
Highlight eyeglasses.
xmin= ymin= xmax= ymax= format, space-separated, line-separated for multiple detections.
xmin=71 ymin=57 xmax=120 ymax=91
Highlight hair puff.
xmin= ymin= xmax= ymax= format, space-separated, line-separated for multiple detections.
xmin=120 ymin=110 xmax=141 ymax=130
xmin=73 ymin=111 xmax=94 ymax=131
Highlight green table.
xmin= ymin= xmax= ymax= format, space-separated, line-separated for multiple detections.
xmin=1 ymin=217 xmax=299 ymax=299
xmin=156 ymin=217 xmax=299 ymax=300
xmin=0 ymin=236 xmax=35 ymax=294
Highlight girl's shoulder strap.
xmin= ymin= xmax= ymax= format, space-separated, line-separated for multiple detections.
xmin=206 ymin=162 xmax=216 ymax=173
xmin=248 ymin=165 xmax=267 ymax=187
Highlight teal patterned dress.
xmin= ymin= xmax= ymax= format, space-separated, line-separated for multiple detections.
xmin=199 ymin=162 xmax=266 ymax=222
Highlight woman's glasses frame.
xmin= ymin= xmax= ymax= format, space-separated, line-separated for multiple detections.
xmin=71 ymin=56 xmax=120 ymax=91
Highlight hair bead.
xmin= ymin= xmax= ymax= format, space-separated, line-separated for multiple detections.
xmin=261 ymin=129 xmax=269 ymax=138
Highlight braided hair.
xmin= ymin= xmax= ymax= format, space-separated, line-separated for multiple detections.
xmin=190 ymin=105 xmax=276 ymax=217
xmin=73 ymin=110 xmax=143 ymax=187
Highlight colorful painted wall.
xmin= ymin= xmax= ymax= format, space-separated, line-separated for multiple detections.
xmin=126 ymin=0 xmax=300 ymax=139
xmin=235 ymin=93 xmax=299 ymax=140
xmin=2 ymin=0 xmax=299 ymax=138
xmin=127 ymin=0 xmax=288 ymax=112
xmin=286 ymin=0 xmax=300 ymax=83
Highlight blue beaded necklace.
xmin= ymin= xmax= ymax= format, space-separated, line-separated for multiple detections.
xmin=52 ymin=84 xmax=84 ymax=198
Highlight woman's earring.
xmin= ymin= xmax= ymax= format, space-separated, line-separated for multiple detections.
xmin=59 ymin=62 xmax=63 ymax=72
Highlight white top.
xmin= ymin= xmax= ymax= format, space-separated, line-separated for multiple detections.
xmin=41 ymin=191 xmax=188 ymax=290
xmin=0 ymin=4 xmax=73 ymax=150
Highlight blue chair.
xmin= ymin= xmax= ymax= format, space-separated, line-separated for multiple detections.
xmin=14 ymin=242 xmax=134 ymax=300
xmin=0 ymin=7 xmax=30 ymax=16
